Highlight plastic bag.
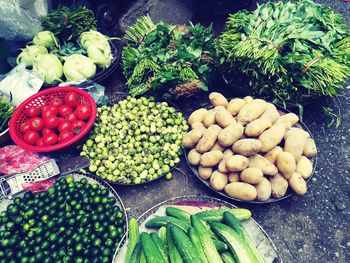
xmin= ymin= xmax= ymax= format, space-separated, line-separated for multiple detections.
xmin=0 ymin=0 xmax=48 ymax=41
xmin=0 ymin=63 xmax=43 ymax=106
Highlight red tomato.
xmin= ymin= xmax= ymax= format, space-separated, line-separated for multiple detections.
xmin=44 ymin=116 xmax=60 ymax=129
xmin=58 ymin=105 xmax=73 ymax=117
xmin=43 ymin=134 xmax=58 ymax=146
xmin=59 ymin=130 xmax=74 ymax=142
xmin=25 ymin=106 xmax=41 ymax=118
xmin=42 ymin=127 xmax=56 ymax=136
xmin=42 ymin=109 xmax=57 ymax=119
xmin=23 ymin=131 xmax=40 ymax=145
xmin=66 ymin=112 xmax=77 ymax=122
xmin=28 ymin=117 xmax=44 ymax=131
xmin=75 ymin=105 xmax=91 ymax=120
xmin=46 ymin=105 xmax=58 ymax=115
xmin=36 ymin=138 xmax=45 ymax=147
xmin=58 ymin=121 xmax=72 ymax=132
xmin=71 ymin=120 xmax=85 ymax=134
xmin=50 ymin=97 xmax=63 ymax=107
xmin=64 ymin=92 xmax=80 ymax=107
xmin=20 ymin=121 xmax=31 ymax=134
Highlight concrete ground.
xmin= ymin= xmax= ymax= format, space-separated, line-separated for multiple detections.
xmin=100 ymin=1 xmax=350 ymax=262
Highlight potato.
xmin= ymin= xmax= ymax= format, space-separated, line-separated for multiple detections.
xmin=200 ymin=150 xmax=223 ymax=167
xmin=232 ymin=139 xmax=262 ymax=156
xmin=243 ymin=96 xmax=254 ymax=104
xmin=188 ymin=108 xmax=208 ymax=125
xmin=269 ymin=174 xmax=288 ymax=198
xmin=249 ymin=154 xmax=278 ymax=176
xmin=228 ymin=172 xmax=240 ymax=183
xmin=215 ymin=109 xmax=236 ymax=128
xmin=218 ymin=159 xmax=228 ymax=173
xmin=276 ymin=152 xmax=296 ymax=179
xmin=198 ymin=166 xmax=213 ymax=180
xmin=296 ymin=156 xmax=313 ymax=179
xmin=209 ymin=92 xmax=228 ymax=107
xmin=224 ymin=182 xmax=257 ymax=201
xmin=196 ymin=125 xmax=222 ymax=153
xmin=191 ymin=122 xmax=206 ymax=133
xmin=226 ymin=155 xmax=249 ymax=172
xmin=203 ymin=110 xmax=217 ymax=128
xmin=284 ymin=133 xmax=308 ymax=161
xmin=240 ymin=167 xmax=263 ymax=184
xmin=227 ymin=98 xmax=246 ymax=116
xmin=210 ymin=171 xmax=229 ymax=191
xmin=211 ymin=141 xmax=225 ymax=152
xmin=255 ymin=177 xmax=272 ymax=201
xmin=258 ymin=123 xmax=286 ymax=152
xmin=182 ymin=129 xmax=203 ymax=148
xmin=275 ymin=118 xmax=291 ymax=130
xmin=237 ymin=99 xmax=267 ymax=124
xmin=214 ymin=105 xmax=226 ymax=112
xmin=218 ymin=123 xmax=244 ymax=147
xmin=284 ymin=127 xmax=310 ymax=139
xmin=288 ymin=172 xmax=307 ymax=195
xmin=278 ymin=113 xmax=299 ymax=126
xmin=259 ymin=103 xmax=280 ymax=124
xmin=223 ymin=149 xmax=234 ymax=159
xmin=188 ymin=149 xmax=202 ymax=166
xmin=263 ymin=146 xmax=282 ymax=164
xmin=303 ymin=138 xmax=317 ymax=157
xmin=245 ymin=119 xmax=272 ymax=137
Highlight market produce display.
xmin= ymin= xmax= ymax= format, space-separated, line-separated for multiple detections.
xmin=81 ymin=95 xmax=188 ymax=184
xmin=217 ymin=0 xmax=350 ymax=107
xmin=184 ymin=92 xmax=317 ymax=201
xmin=0 ymin=98 xmax=14 ymax=134
xmin=0 ymin=176 xmax=126 ymax=262
xmin=16 ymin=6 xmax=115 ymax=84
xmin=122 ymin=16 xmax=217 ymax=97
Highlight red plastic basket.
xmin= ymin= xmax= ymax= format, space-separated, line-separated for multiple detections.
xmin=9 ymin=86 xmax=97 ymax=152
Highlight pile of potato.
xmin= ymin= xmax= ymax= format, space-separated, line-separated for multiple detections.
xmin=183 ymin=93 xmax=317 ymax=201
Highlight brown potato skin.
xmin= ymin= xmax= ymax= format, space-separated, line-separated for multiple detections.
xmin=224 ymin=182 xmax=257 ymax=201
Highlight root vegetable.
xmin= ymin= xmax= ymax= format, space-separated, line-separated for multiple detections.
xmin=211 ymin=141 xmax=225 ymax=152
xmin=248 ymin=154 xmax=278 ymax=176
xmin=237 ymin=99 xmax=267 ymax=124
xmin=284 ymin=127 xmax=310 ymax=139
xmin=182 ymin=129 xmax=203 ymax=148
xmin=226 ymin=98 xmax=246 ymax=116
xmin=198 ymin=166 xmax=213 ymax=180
xmin=209 ymin=92 xmax=228 ymax=107
xmin=215 ymin=109 xmax=236 ymax=128
xmin=203 ymin=110 xmax=217 ymax=127
xmin=259 ymin=103 xmax=280 ymax=124
xmin=284 ymin=133 xmax=308 ymax=161
xmin=303 ymin=138 xmax=317 ymax=157
xmin=188 ymin=149 xmax=202 ymax=166
xmin=288 ymin=172 xmax=307 ymax=195
xmin=226 ymin=155 xmax=249 ymax=172
xmin=228 ymin=172 xmax=240 ymax=183
xmin=218 ymin=123 xmax=244 ymax=147
xmin=200 ymin=150 xmax=223 ymax=167
xmin=240 ymin=167 xmax=263 ymax=184
xmin=264 ymin=146 xmax=283 ymax=164
xmin=243 ymin=96 xmax=254 ymax=104
xmin=196 ymin=125 xmax=222 ymax=153
xmin=223 ymin=149 xmax=234 ymax=159
xmin=276 ymin=152 xmax=296 ymax=179
xmin=189 ymin=108 xmax=208 ymax=125
xmin=224 ymin=182 xmax=257 ymax=201
xmin=210 ymin=171 xmax=228 ymax=191
xmin=245 ymin=119 xmax=272 ymax=137
xmin=191 ymin=122 xmax=206 ymax=133
xmin=278 ymin=113 xmax=299 ymax=126
xmin=258 ymin=123 xmax=286 ymax=152
xmin=232 ymin=139 xmax=262 ymax=156
xmin=218 ymin=159 xmax=229 ymax=173
xmin=255 ymin=177 xmax=272 ymax=201
xmin=296 ymin=156 xmax=313 ymax=179
xmin=269 ymin=174 xmax=288 ymax=198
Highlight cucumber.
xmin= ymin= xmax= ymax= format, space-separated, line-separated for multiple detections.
xmin=166 ymin=225 xmax=183 ymax=263
xmin=211 ymin=222 xmax=255 ymax=263
xmin=223 ymin=212 xmax=265 ymax=263
xmin=125 ymin=218 xmax=140 ymax=263
xmin=191 ymin=215 xmax=223 ymax=263
xmin=195 ymin=209 xmax=251 ymax=222
xmin=221 ymin=252 xmax=237 ymax=263
xmin=128 ymin=241 xmax=142 ymax=263
xmin=170 ymin=225 xmax=202 ymax=263
xmin=150 ymin=232 xmax=169 ymax=263
xmin=213 ymin=239 xmax=228 ymax=253
xmin=140 ymin=232 xmax=168 ymax=263
xmin=158 ymin=226 xmax=167 ymax=243
xmin=165 ymin=207 xmax=191 ymax=223
xmin=188 ymin=227 xmax=209 ymax=263
xmin=145 ymin=216 xmax=191 ymax=232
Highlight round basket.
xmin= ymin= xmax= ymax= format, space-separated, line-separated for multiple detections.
xmin=9 ymin=86 xmax=96 ymax=152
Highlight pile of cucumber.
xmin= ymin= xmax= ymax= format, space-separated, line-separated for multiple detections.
xmin=124 ymin=207 xmax=266 ymax=263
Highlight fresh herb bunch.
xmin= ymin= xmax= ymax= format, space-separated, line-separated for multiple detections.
xmin=0 ymin=97 xmax=15 ymax=133
xmin=122 ymin=16 xmax=217 ymax=97
xmin=41 ymin=6 xmax=97 ymax=42
xmin=217 ymin=0 xmax=350 ymax=107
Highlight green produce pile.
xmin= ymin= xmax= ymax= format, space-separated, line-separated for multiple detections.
xmin=81 ymin=96 xmax=188 ymax=184
xmin=124 ymin=207 xmax=265 ymax=263
xmin=0 ymin=177 xmax=126 ymax=262
xmin=217 ymin=0 xmax=350 ymax=106
xmin=122 ymin=15 xmax=217 ymax=98
xmin=0 ymin=98 xmax=14 ymax=133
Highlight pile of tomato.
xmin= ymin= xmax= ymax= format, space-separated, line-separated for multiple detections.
xmin=20 ymin=92 xmax=92 ymax=146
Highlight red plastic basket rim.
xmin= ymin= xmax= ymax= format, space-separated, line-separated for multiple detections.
xmin=9 ymin=86 xmax=96 ymax=152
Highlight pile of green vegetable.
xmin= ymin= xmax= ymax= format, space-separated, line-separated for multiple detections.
xmin=16 ymin=6 xmax=114 ymax=84
xmin=0 ymin=177 xmax=125 ymax=262
xmin=81 ymin=96 xmax=188 ymax=184
xmin=0 ymin=98 xmax=14 ymax=133
xmin=122 ymin=15 xmax=217 ymax=98
xmin=124 ymin=207 xmax=266 ymax=263
xmin=217 ymin=0 xmax=350 ymax=107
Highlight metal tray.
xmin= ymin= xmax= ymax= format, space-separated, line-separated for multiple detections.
xmin=114 ymin=195 xmax=283 ymax=263
xmin=185 ymin=103 xmax=317 ymax=204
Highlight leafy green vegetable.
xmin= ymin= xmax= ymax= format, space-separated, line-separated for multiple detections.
xmin=122 ymin=16 xmax=217 ymax=97
xmin=0 ymin=97 xmax=15 ymax=133
xmin=217 ymin=0 xmax=350 ymax=107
